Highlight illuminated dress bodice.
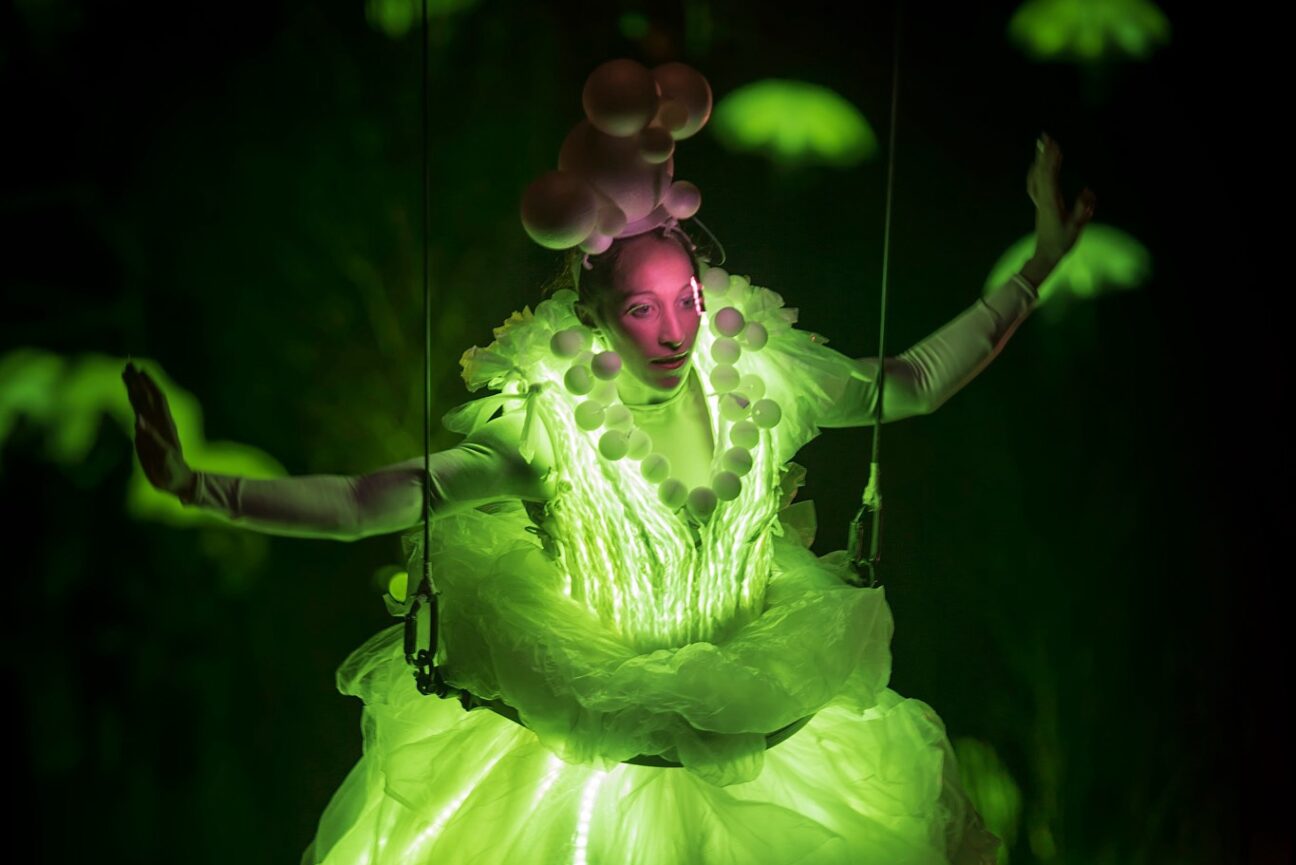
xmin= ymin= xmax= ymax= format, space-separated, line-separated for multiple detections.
xmin=444 ymin=273 xmax=870 ymax=652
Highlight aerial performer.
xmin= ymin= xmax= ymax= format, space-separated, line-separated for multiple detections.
xmin=124 ymin=58 xmax=1095 ymax=865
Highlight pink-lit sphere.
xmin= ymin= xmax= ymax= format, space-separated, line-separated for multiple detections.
xmin=520 ymin=170 xmax=599 ymax=250
xmin=663 ymin=180 xmax=701 ymax=219
xmin=560 ymin=120 xmax=671 ymax=224
xmin=580 ymin=231 xmax=613 ymax=255
xmin=639 ymin=126 xmax=675 ymax=164
xmin=651 ymin=63 xmax=712 ymax=140
xmin=583 ymin=59 xmax=659 ymax=137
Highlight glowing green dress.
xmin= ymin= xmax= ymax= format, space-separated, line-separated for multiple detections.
xmin=305 ymin=272 xmax=1033 ymax=865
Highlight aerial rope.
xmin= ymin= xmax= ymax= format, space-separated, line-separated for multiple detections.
xmin=848 ymin=1 xmax=903 ymax=588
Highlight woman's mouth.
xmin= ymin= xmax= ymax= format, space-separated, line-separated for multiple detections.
xmin=651 ymin=353 xmax=689 ymax=370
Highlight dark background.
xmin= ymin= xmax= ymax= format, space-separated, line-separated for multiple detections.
xmin=2 ymin=1 xmax=1281 ymax=862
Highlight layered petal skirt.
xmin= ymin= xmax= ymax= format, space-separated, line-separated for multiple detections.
xmin=303 ymin=503 xmax=996 ymax=865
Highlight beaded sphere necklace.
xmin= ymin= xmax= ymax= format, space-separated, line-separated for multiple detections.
xmin=549 ymin=265 xmax=784 ymax=527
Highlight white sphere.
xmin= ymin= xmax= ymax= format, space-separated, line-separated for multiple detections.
xmin=662 ymin=180 xmax=701 ymax=219
xmin=711 ymin=471 xmax=741 ymax=501
xmin=721 ymin=446 xmax=753 ymax=476
xmin=702 ymin=266 xmax=729 ymax=293
xmin=654 ymin=98 xmax=689 ymax=133
xmin=737 ymin=374 xmax=765 ymax=401
xmin=592 ymin=350 xmax=622 ymax=380
xmin=603 ymin=404 xmax=632 ymax=429
xmin=659 ymin=478 xmax=688 ymax=510
xmin=627 ymin=428 xmax=653 ymax=459
xmin=564 ymin=365 xmax=594 ymax=395
xmin=652 ymin=62 xmax=713 ymax=141
xmin=710 ymin=364 xmax=740 ymax=393
xmin=599 ymin=429 xmax=630 ymax=460
xmin=686 ymin=485 xmax=718 ymax=520
xmin=520 ymin=170 xmax=599 ymax=250
xmin=752 ymin=398 xmax=782 ymax=429
xmin=639 ymin=126 xmax=675 ymax=164
xmin=551 ymin=328 xmax=586 ymax=358
xmin=591 ymin=378 xmax=619 ymax=404
xmin=596 ymin=204 xmax=627 ymax=237
xmin=719 ymin=392 xmax=750 ymax=421
xmin=741 ymin=321 xmax=769 ymax=351
xmin=641 ymin=453 xmax=670 ymax=484
xmin=580 ymin=231 xmax=613 ymax=255
xmin=730 ymin=420 xmax=759 ymax=449
xmin=575 ymin=400 xmax=606 ymax=430
xmin=713 ymin=307 xmax=745 ymax=338
xmin=583 ymin=59 xmax=658 ymax=137
xmin=712 ymin=337 xmax=741 ymax=365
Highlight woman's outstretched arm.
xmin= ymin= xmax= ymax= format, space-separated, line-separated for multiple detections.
xmin=184 ymin=413 xmax=551 ymax=541
xmin=123 ymin=363 xmax=552 ymax=541
xmin=817 ymin=269 xmax=1040 ymax=428
xmin=819 ymin=132 xmax=1094 ymax=428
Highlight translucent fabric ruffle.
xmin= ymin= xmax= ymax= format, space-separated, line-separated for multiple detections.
xmin=374 ymin=502 xmax=893 ymax=786
xmin=304 ymin=502 xmax=999 ymax=865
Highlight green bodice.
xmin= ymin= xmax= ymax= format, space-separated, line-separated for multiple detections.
xmin=447 ymin=275 xmax=870 ymax=652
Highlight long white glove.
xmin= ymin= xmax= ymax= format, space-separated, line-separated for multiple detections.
xmin=818 ymin=274 xmax=1038 ymax=428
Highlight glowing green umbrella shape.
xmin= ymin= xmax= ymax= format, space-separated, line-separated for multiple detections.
xmin=984 ymin=223 xmax=1151 ymax=318
xmin=365 ymin=0 xmax=480 ymax=38
xmin=1008 ymin=0 xmax=1171 ymax=62
xmin=955 ymin=737 xmax=1023 ymax=864
xmin=0 ymin=348 xmax=285 ymax=528
xmin=712 ymin=79 xmax=878 ymax=168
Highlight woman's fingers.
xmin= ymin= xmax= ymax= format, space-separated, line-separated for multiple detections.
xmin=122 ymin=365 xmax=181 ymax=447
xmin=1029 ymin=133 xmax=1077 ymax=224
xmin=1041 ymin=136 xmax=1065 ymax=214
xmin=123 ymin=364 xmax=183 ymax=492
xmin=123 ymin=364 xmax=148 ymax=417
xmin=140 ymin=370 xmax=181 ymax=443
xmin=1071 ymin=188 xmax=1097 ymax=230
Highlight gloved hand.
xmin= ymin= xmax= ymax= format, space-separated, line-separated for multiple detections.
xmin=122 ymin=361 xmax=197 ymax=501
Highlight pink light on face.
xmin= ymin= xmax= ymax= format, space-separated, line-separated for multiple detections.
xmin=601 ymin=234 xmax=704 ymax=398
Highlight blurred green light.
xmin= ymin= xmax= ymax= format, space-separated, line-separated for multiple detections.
xmin=985 ymin=223 xmax=1151 ymax=316
xmin=0 ymin=349 xmax=286 ymax=528
xmin=955 ymin=738 xmax=1023 ymax=864
xmin=365 ymin=0 xmax=480 ymax=38
xmin=619 ymin=12 xmax=649 ymax=40
xmin=388 ymin=570 xmax=409 ymax=602
xmin=712 ymin=79 xmax=878 ymax=168
xmin=1008 ymin=0 xmax=1171 ymax=62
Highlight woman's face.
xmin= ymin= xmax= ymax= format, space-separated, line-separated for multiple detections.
xmin=591 ymin=234 xmax=702 ymax=395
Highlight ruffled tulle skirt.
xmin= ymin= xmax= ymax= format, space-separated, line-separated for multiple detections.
xmin=303 ymin=503 xmax=998 ymax=865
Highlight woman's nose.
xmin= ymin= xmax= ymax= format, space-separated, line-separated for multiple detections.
xmin=660 ymin=310 xmax=688 ymax=348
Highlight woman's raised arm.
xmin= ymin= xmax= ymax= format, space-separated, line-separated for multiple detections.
xmin=819 ymin=132 xmax=1094 ymax=428
xmin=817 ymin=271 xmax=1039 ymax=428
xmin=123 ymin=363 xmax=553 ymax=542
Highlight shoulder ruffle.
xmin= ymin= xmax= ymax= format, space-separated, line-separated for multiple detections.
xmin=458 ymin=289 xmax=581 ymax=394
xmin=708 ymin=273 xmax=874 ymax=463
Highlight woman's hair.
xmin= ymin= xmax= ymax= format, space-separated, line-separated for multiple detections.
xmin=539 ymin=222 xmax=714 ymax=322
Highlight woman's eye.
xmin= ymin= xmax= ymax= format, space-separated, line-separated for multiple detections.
xmin=628 ymin=305 xmax=651 ymax=318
